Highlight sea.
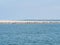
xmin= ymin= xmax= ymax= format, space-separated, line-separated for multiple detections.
xmin=0 ymin=24 xmax=60 ymax=45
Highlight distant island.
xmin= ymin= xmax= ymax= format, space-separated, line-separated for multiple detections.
xmin=0 ymin=20 xmax=60 ymax=24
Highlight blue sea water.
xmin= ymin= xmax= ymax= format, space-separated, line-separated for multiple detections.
xmin=0 ymin=24 xmax=60 ymax=45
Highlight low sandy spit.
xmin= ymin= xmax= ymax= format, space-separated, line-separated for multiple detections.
xmin=0 ymin=20 xmax=60 ymax=24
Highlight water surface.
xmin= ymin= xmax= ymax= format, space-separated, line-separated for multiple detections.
xmin=0 ymin=24 xmax=60 ymax=45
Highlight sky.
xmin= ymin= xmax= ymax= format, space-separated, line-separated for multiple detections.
xmin=0 ymin=0 xmax=60 ymax=20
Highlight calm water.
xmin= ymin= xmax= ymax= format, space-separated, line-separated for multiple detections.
xmin=0 ymin=24 xmax=60 ymax=45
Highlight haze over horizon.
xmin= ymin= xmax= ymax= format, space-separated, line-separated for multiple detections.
xmin=0 ymin=0 xmax=60 ymax=20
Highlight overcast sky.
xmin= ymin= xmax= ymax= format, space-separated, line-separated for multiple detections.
xmin=0 ymin=0 xmax=60 ymax=20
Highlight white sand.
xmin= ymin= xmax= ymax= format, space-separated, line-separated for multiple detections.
xmin=0 ymin=20 xmax=60 ymax=24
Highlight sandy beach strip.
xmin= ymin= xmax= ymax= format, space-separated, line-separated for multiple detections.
xmin=0 ymin=20 xmax=60 ymax=24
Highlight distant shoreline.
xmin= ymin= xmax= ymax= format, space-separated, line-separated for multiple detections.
xmin=0 ymin=20 xmax=60 ymax=24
